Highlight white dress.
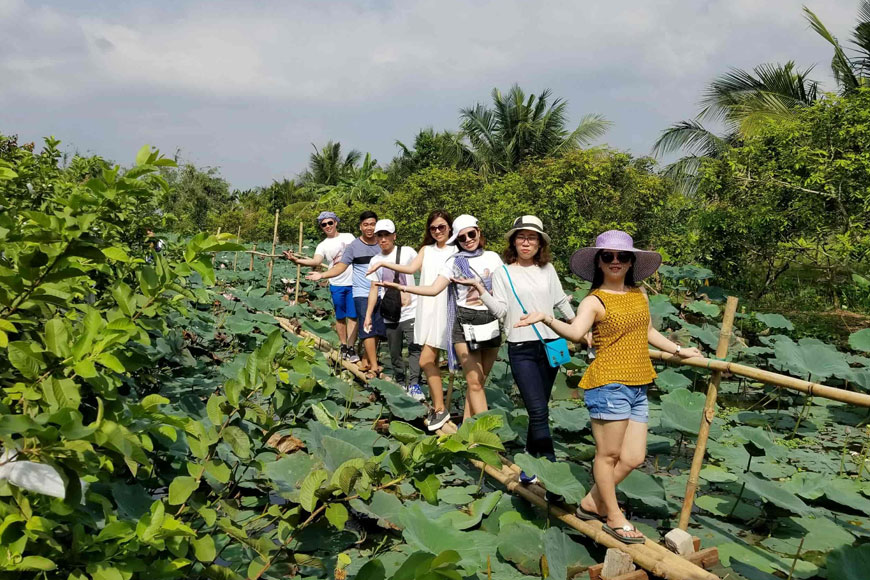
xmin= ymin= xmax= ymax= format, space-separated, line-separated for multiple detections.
xmin=414 ymin=243 xmax=457 ymax=350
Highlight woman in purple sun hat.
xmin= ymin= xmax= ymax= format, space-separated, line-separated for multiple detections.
xmin=516 ymin=230 xmax=702 ymax=544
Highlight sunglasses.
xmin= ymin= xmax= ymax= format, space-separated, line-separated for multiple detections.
xmin=600 ymin=251 xmax=634 ymax=264
xmin=429 ymin=223 xmax=448 ymax=233
xmin=456 ymin=230 xmax=478 ymax=244
xmin=320 ymin=220 xmax=335 ymax=228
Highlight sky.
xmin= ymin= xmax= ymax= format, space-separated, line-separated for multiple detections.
xmin=0 ymin=0 xmax=860 ymax=189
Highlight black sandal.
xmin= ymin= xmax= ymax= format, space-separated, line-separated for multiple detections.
xmin=602 ymin=523 xmax=645 ymax=544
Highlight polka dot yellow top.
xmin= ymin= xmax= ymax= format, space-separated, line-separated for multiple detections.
xmin=579 ymin=287 xmax=657 ymax=390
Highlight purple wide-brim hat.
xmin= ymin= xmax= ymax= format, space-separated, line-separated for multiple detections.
xmin=569 ymin=230 xmax=662 ymax=282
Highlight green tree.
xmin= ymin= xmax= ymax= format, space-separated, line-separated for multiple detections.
xmin=459 ymin=84 xmax=610 ymax=175
xmin=386 ymin=128 xmax=473 ymax=187
xmin=162 ymin=163 xmax=234 ymax=235
xmin=301 ymin=141 xmax=361 ymax=186
xmin=804 ymin=2 xmax=870 ymax=94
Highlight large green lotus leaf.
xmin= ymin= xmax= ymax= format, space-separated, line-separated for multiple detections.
xmin=438 ymin=491 xmax=503 ymax=530
xmin=751 ymin=458 xmax=796 ymax=479
xmin=648 ymin=294 xmax=679 ymax=329
xmin=543 ymin=526 xmax=595 ymax=580
xmin=677 ymin=321 xmax=720 ymax=349
xmin=513 ymin=454 xmax=586 ymax=504
xmin=497 ymin=521 xmax=544 ymax=574
xmin=786 ymin=449 xmax=839 ymax=474
xmin=660 ymin=388 xmax=722 ymax=439
xmin=619 ymin=470 xmax=668 ymax=515
xmin=824 ymin=478 xmax=870 ymax=516
xmin=549 ymin=402 xmax=589 ymax=432
xmin=848 ymin=369 xmax=870 ymax=391
xmin=264 ymin=452 xmax=316 ymax=499
xmin=686 ymin=300 xmax=720 ymax=318
xmin=695 ymin=494 xmax=763 ymax=521
xmin=654 ymin=368 xmax=693 ymax=392
xmin=729 ymin=426 xmax=782 ymax=457
xmin=718 ymin=542 xmax=788 ymax=575
xmin=400 ymin=504 xmax=499 ymax=573
xmin=742 ymin=472 xmax=809 ymax=515
xmin=729 ymin=560 xmax=780 ymax=580
xmin=753 ymin=313 xmax=794 ymax=331
xmin=782 ymin=472 xmax=827 ymax=500
xmin=350 ymin=490 xmax=404 ymax=530
xmin=368 ymin=378 xmax=426 ymax=420
xmin=659 ymin=264 xmax=714 ymax=281
xmin=437 ymin=486 xmax=476 ymax=505
xmin=699 ymin=465 xmax=738 ymax=483
xmin=850 ymin=329 xmax=870 ymax=353
xmin=827 ymin=544 xmax=870 ymax=580
xmin=762 ymin=514 xmax=855 ymax=555
xmin=770 ymin=336 xmax=850 ymax=381
xmin=320 ymin=436 xmax=368 ymax=472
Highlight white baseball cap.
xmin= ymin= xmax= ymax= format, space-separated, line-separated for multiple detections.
xmin=374 ymin=219 xmax=396 ymax=234
xmin=446 ymin=214 xmax=479 ymax=245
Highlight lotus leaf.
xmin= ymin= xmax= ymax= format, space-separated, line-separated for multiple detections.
xmin=350 ymin=490 xmax=405 ymax=530
xmin=753 ymin=312 xmax=794 ymax=331
xmin=824 ymin=478 xmax=870 ymax=516
xmin=762 ymin=514 xmax=854 ymax=555
xmin=437 ymin=486 xmax=476 ymax=505
xmin=513 ymin=454 xmax=586 ymax=504
xmin=264 ymin=452 xmax=316 ymax=499
xmin=770 ymin=335 xmax=850 ymax=381
xmin=827 ymin=544 xmax=870 ymax=580
xmin=368 ymin=378 xmax=426 ymax=420
xmin=438 ymin=491 xmax=502 ymax=530
xmin=618 ymin=470 xmax=668 ymax=514
xmin=549 ymin=402 xmax=589 ymax=432
xmin=695 ymin=494 xmax=762 ymax=521
xmin=648 ymin=294 xmax=678 ymax=329
xmin=497 ymin=521 xmax=544 ymax=574
xmin=654 ymin=368 xmax=693 ymax=392
xmin=400 ymin=504 xmax=499 ymax=573
xmin=699 ymin=466 xmax=738 ymax=483
xmin=660 ymin=388 xmax=722 ymax=439
xmin=543 ymin=527 xmax=595 ymax=580
xmin=686 ymin=300 xmax=720 ymax=318
xmin=741 ymin=472 xmax=809 ymax=514
xmin=850 ymin=329 xmax=870 ymax=353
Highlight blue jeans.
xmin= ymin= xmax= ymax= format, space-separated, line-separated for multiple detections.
xmin=508 ymin=340 xmax=558 ymax=462
xmin=584 ymin=383 xmax=650 ymax=422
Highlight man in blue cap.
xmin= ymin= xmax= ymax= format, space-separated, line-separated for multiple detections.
xmin=284 ymin=211 xmax=359 ymax=362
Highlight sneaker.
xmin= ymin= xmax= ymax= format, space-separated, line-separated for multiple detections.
xmin=346 ymin=346 xmax=360 ymax=363
xmin=519 ymin=470 xmax=538 ymax=485
xmin=339 ymin=345 xmax=349 ymax=360
xmin=405 ymin=383 xmax=425 ymax=402
xmin=426 ymin=409 xmax=450 ymax=432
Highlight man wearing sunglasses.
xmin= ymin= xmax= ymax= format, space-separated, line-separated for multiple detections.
xmin=284 ymin=211 xmax=359 ymax=362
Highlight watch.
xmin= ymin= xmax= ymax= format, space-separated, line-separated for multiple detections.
xmin=674 ymin=345 xmax=682 ymax=355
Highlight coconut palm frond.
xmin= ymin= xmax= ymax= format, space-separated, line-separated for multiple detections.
xmin=804 ymin=6 xmax=862 ymax=92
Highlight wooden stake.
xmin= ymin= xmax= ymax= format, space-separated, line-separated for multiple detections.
xmin=212 ymin=227 xmax=222 ymax=267
xmin=249 ymin=244 xmax=256 ymax=271
xmin=678 ymin=296 xmax=739 ymax=530
xmin=294 ymin=222 xmax=303 ymax=304
xmin=232 ymin=226 xmax=241 ymax=271
xmin=265 ymin=210 xmax=279 ymax=293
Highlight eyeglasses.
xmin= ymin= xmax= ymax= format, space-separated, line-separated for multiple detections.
xmin=456 ymin=230 xmax=478 ymax=244
xmin=320 ymin=220 xmax=335 ymax=228
xmin=429 ymin=223 xmax=448 ymax=233
xmin=600 ymin=251 xmax=634 ymax=264
xmin=515 ymin=235 xmax=539 ymax=244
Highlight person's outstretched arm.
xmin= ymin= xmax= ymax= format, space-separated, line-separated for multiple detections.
xmin=284 ymin=251 xmax=324 ymax=268
xmin=377 ymin=275 xmax=449 ymax=297
xmin=307 ymin=261 xmax=349 ymax=281
xmin=368 ymin=246 xmax=424 ymax=276
xmin=641 ymin=289 xmax=703 ymax=358
xmin=515 ymin=295 xmax=602 ymax=343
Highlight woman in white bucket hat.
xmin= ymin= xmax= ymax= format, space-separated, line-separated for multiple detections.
xmin=517 ymin=230 xmax=701 ymax=544
xmin=454 ymin=215 xmax=574 ymax=487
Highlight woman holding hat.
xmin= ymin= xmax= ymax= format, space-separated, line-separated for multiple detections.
xmin=516 ymin=230 xmax=701 ymax=544
xmin=453 ymin=216 xmax=574 ymax=483
xmin=375 ymin=214 xmax=503 ymax=429
xmin=368 ymin=210 xmax=456 ymax=431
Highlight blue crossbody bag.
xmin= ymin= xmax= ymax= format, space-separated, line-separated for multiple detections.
xmin=502 ymin=265 xmax=571 ymax=368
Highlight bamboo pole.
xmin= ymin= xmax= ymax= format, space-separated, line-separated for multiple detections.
xmin=245 ymin=251 xmax=284 ymax=258
xmin=277 ymin=318 xmax=719 ymax=580
xmin=678 ymin=296 xmax=739 ymax=530
xmin=249 ymin=244 xmax=256 ymax=271
xmin=212 ymin=227 xmax=222 ymax=267
xmin=232 ymin=226 xmax=241 ymax=271
xmin=265 ymin=210 xmax=279 ymax=293
xmin=648 ymin=350 xmax=870 ymax=407
xmin=294 ymin=222 xmax=303 ymax=305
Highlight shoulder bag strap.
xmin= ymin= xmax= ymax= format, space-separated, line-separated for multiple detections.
xmin=501 ymin=265 xmax=547 ymax=345
xmin=392 ymin=246 xmax=402 ymax=283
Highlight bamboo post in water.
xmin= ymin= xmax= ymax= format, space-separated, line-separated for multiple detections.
xmin=678 ymin=296 xmax=739 ymax=530
xmin=249 ymin=244 xmax=256 ymax=271
xmin=294 ymin=222 xmax=303 ymax=304
xmin=212 ymin=227 xmax=221 ymax=267
xmin=232 ymin=226 xmax=241 ymax=271
xmin=265 ymin=210 xmax=279 ymax=293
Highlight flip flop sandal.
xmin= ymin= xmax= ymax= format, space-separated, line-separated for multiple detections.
xmin=602 ymin=523 xmax=645 ymax=544
xmin=575 ymin=506 xmax=604 ymax=522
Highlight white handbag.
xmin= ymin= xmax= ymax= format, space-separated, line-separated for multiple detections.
xmin=462 ymin=319 xmax=500 ymax=348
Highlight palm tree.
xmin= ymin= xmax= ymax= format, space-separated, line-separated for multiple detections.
xmin=318 ymin=153 xmax=388 ymax=207
xmin=804 ymin=2 xmax=870 ymax=94
xmin=653 ymin=62 xmax=820 ymax=193
xmin=302 ymin=141 xmax=361 ymax=186
xmin=459 ymin=85 xmax=611 ymax=175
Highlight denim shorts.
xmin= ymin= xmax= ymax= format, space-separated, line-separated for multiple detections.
xmin=584 ymin=383 xmax=650 ymax=423
xmin=354 ymin=296 xmax=386 ymax=339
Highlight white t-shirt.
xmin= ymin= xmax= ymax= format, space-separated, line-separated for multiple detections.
xmin=314 ymin=233 xmax=355 ymax=286
xmin=440 ymin=250 xmax=504 ymax=310
xmin=367 ymin=246 xmax=418 ymax=322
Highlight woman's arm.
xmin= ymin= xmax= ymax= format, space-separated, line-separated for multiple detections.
xmin=368 ymin=246 xmax=424 ymax=275
xmin=377 ymin=275 xmax=449 ymax=297
xmin=516 ymin=295 xmax=603 ymax=342
xmin=452 ymin=274 xmax=508 ymax=318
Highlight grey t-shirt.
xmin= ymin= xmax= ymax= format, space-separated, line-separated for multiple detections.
xmin=339 ymin=237 xmax=381 ymax=298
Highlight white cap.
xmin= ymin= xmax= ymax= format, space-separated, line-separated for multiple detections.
xmin=446 ymin=214 xmax=479 ymax=245
xmin=374 ymin=219 xmax=396 ymax=234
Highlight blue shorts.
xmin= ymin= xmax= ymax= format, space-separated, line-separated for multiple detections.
xmin=584 ymin=383 xmax=650 ymax=423
xmin=330 ymin=285 xmax=355 ymax=320
xmin=354 ymin=296 xmax=386 ymax=339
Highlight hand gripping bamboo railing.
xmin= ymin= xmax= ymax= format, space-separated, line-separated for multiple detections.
xmin=274 ymin=316 xmax=720 ymax=580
